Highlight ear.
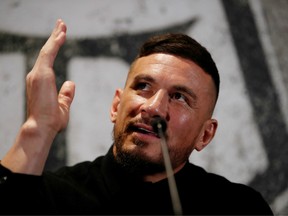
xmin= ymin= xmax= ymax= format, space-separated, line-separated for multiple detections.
xmin=110 ymin=89 xmax=123 ymax=123
xmin=195 ymin=119 xmax=218 ymax=151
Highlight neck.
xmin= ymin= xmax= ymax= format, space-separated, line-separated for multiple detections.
xmin=142 ymin=162 xmax=186 ymax=183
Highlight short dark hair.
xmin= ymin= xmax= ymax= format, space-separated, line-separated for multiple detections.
xmin=137 ymin=33 xmax=220 ymax=101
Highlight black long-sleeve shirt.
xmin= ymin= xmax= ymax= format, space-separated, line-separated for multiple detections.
xmin=0 ymin=146 xmax=273 ymax=215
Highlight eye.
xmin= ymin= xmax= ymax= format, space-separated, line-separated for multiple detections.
xmin=134 ymin=82 xmax=150 ymax=91
xmin=171 ymin=92 xmax=187 ymax=103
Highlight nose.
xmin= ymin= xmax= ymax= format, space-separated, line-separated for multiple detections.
xmin=141 ymin=89 xmax=169 ymax=120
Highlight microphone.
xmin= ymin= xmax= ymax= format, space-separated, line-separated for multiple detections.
xmin=151 ymin=117 xmax=182 ymax=215
xmin=152 ymin=117 xmax=167 ymax=136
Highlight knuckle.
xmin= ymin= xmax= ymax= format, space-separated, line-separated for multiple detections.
xmin=26 ymin=71 xmax=35 ymax=83
xmin=39 ymin=48 xmax=49 ymax=58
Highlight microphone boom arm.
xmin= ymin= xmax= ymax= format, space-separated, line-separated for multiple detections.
xmin=153 ymin=119 xmax=183 ymax=215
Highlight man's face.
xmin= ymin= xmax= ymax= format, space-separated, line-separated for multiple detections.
xmin=110 ymin=53 xmax=217 ymax=175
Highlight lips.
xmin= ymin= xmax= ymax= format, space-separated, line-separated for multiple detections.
xmin=129 ymin=123 xmax=159 ymax=138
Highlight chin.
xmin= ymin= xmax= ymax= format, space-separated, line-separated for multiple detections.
xmin=114 ymin=142 xmax=165 ymax=175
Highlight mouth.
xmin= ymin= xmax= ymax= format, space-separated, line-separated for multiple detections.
xmin=129 ymin=123 xmax=160 ymax=138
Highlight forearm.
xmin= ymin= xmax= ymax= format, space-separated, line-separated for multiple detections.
xmin=1 ymin=118 xmax=57 ymax=175
xmin=0 ymin=20 xmax=74 ymax=175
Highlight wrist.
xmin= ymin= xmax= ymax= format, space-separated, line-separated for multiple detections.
xmin=1 ymin=118 xmax=58 ymax=175
xmin=23 ymin=117 xmax=58 ymax=139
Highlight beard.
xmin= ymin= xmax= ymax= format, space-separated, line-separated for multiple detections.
xmin=112 ymin=121 xmax=167 ymax=176
xmin=112 ymin=118 xmax=193 ymax=177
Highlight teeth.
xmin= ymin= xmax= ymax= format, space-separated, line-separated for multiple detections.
xmin=138 ymin=127 xmax=155 ymax=135
xmin=139 ymin=128 xmax=151 ymax=133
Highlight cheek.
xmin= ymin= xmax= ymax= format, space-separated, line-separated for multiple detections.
xmin=178 ymin=113 xmax=192 ymax=125
xmin=169 ymin=113 xmax=186 ymax=134
xmin=169 ymin=111 xmax=200 ymax=142
xmin=118 ymin=94 xmax=146 ymax=118
xmin=171 ymin=108 xmax=195 ymax=128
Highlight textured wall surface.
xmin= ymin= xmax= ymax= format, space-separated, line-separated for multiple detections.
xmin=0 ymin=0 xmax=287 ymax=214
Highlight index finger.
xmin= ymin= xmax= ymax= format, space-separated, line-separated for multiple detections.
xmin=34 ymin=19 xmax=67 ymax=69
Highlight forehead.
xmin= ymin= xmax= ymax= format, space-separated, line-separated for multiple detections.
xmin=127 ymin=53 xmax=211 ymax=87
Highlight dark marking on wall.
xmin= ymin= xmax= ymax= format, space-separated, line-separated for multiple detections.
xmin=221 ymin=0 xmax=288 ymax=204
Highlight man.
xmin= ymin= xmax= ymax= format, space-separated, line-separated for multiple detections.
xmin=0 ymin=19 xmax=273 ymax=215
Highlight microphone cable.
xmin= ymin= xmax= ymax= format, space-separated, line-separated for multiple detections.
xmin=152 ymin=117 xmax=183 ymax=215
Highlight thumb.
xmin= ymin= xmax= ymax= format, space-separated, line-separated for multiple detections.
xmin=58 ymin=81 xmax=75 ymax=111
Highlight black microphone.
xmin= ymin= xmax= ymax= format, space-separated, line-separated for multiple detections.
xmin=151 ymin=117 xmax=182 ymax=215
xmin=152 ymin=117 xmax=167 ymax=136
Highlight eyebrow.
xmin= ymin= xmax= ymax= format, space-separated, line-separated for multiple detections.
xmin=133 ymin=74 xmax=155 ymax=84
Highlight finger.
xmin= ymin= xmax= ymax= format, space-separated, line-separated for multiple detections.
xmin=34 ymin=19 xmax=67 ymax=69
xmin=58 ymin=81 xmax=76 ymax=112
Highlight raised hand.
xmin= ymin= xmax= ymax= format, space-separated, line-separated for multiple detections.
xmin=26 ymin=19 xmax=74 ymax=134
xmin=1 ymin=19 xmax=75 ymax=175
